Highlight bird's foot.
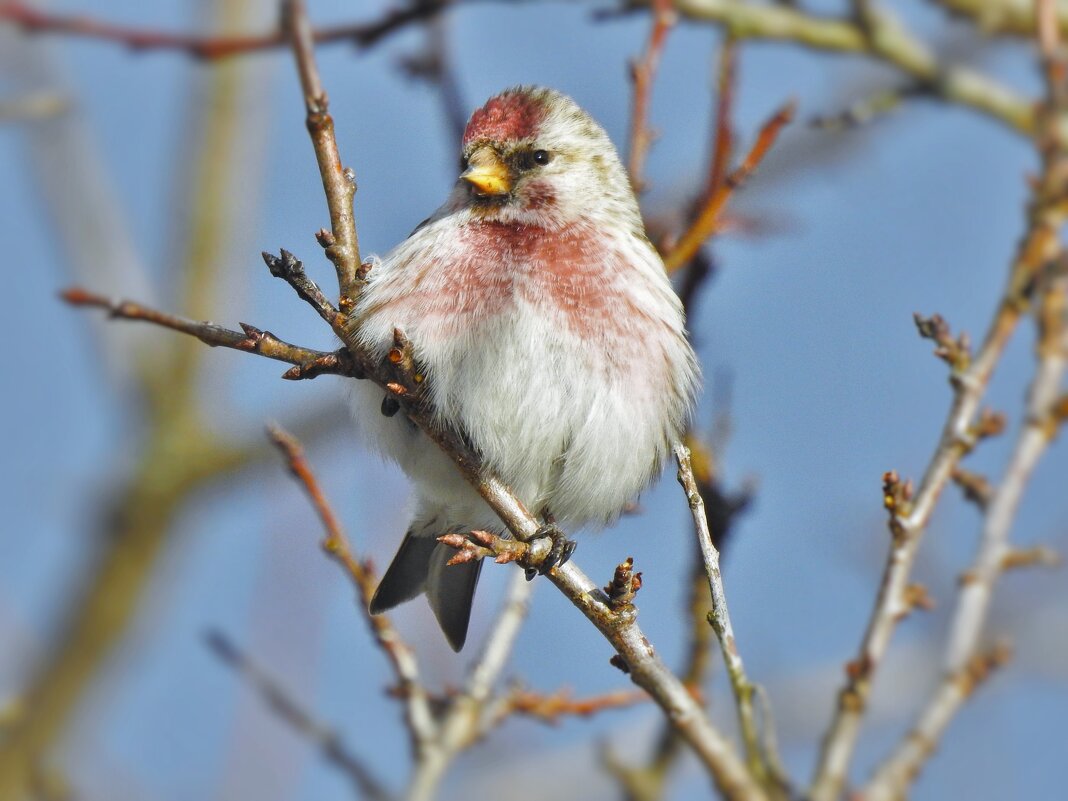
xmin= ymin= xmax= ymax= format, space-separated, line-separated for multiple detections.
xmin=524 ymin=522 xmax=577 ymax=580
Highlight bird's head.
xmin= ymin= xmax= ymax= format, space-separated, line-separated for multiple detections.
xmin=454 ymin=86 xmax=639 ymax=229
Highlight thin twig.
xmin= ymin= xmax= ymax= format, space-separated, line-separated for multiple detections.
xmin=864 ymin=267 xmax=1065 ymax=798
xmin=933 ymin=0 xmax=1068 ymax=39
xmin=674 ymin=40 xmax=737 ymax=315
xmin=630 ymin=0 xmax=1039 ymax=137
xmin=404 ymin=572 xmax=533 ymax=801
xmin=0 ymin=0 xmax=453 ymax=60
xmin=662 ymin=100 xmax=795 ymax=273
xmin=675 ymin=445 xmax=785 ymax=794
xmin=862 ymin=15 xmax=1068 ymax=783
xmin=60 ymin=287 xmax=358 ymax=381
xmin=627 ymin=0 xmax=676 ymax=190
xmin=490 ymin=684 xmax=648 ymax=727
xmin=205 ymin=630 xmax=390 ymax=801
xmin=266 ymin=426 xmax=438 ymax=755
xmin=282 ymin=0 xmax=361 ymax=310
xmin=706 ymin=38 xmax=737 ymax=201
xmin=810 ymin=84 xmax=920 ymax=130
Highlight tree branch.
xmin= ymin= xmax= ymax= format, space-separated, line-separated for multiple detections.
xmin=60 ymin=287 xmax=359 ymax=381
xmin=675 ymin=445 xmax=787 ymax=795
xmin=864 ymin=267 xmax=1065 ymax=797
xmin=624 ymin=0 xmax=1040 ymax=138
xmin=627 ymin=0 xmax=676 ymax=191
xmin=205 ymin=630 xmax=390 ymax=801
xmin=662 ymin=100 xmax=795 ymax=273
xmin=404 ymin=571 xmax=534 ymax=801
xmin=282 ymin=0 xmax=362 ymax=310
xmin=266 ymin=426 xmax=439 ymax=755
xmin=0 ymin=0 xmax=454 ymax=60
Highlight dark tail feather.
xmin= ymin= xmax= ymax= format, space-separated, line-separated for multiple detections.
xmin=369 ymin=530 xmax=484 ymax=651
xmin=368 ymin=530 xmax=437 ymax=614
xmin=426 ymin=545 xmax=483 ymax=652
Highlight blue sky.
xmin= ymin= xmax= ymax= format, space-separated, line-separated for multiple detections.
xmin=2 ymin=1 xmax=1066 ymax=800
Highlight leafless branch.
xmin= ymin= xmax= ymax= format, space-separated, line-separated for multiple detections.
xmin=0 ymin=0 xmax=453 ymax=60
xmin=205 ymin=630 xmax=390 ymax=801
xmin=627 ymin=0 xmax=1039 ymax=137
xmin=706 ymin=38 xmax=737 ymax=202
xmin=60 ymin=287 xmax=359 ymax=381
xmin=404 ymin=572 xmax=533 ymax=801
xmin=662 ymin=100 xmax=795 ymax=273
xmin=932 ymin=0 xmax=1068 ymax=39
xmin=675 ymin=445 xmax=787 ymax=795
xmin=282 ymin=0 xmax=362 ymax=310
xmin=489 ymin=684 xmax=648 ymax=727
xmin=266 ymin=426 xmax=438 ymax=754
xmin=626 ymin=0 xmax=676 ymax=190
xmin=864 ymin=253 xmax=1068 ymax=800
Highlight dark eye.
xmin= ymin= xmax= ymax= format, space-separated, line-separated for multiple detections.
xmin=532 ymin=150 xmax=551 ymax=166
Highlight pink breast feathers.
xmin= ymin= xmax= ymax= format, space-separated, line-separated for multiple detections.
xmin=379 ymin=221 xmax=654 ymax=352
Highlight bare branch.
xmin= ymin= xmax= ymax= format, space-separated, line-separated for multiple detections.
xmin=491 ymin=684 xmax=648 ymax=727
xmin=633 ymin=0 xmax=1039 ymax=137
xmin=862 ymin=643 xmax=1013 ymax=799
xmin=933 ymin=0 xmax=1068 ymax=39
xmin=706 ymin=38 xmax=738 ymax=201
xmin=0 ymin=0 xmax=453 ymax=60
xmin=282 ymin=0 xmax=362 ymax=309
xmin=663 ymin=100 xmax=795 ymax=273
xmin=627 ymin=0 xmax=676 ymax=190
xmin=863 ymin=266 xmax=1068 ymax=799
xmin=205 ymin=630 xmax=390 ymax=801
xmin=265 ymin=426 xmax=438 ymax=754
xmin=61 ymin=287 xmax=359 ymax=381
xmin=675 ymin=445 xmax=786 ymax=794
xmin=405 ymin=572 xmax=533 ymax=800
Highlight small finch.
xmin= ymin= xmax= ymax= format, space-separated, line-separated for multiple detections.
xmin=350 ymin=86 xmax=698 ymax=650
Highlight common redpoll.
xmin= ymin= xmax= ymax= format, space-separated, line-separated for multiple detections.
xmin=350 ymin=86 xmax=698 ymax=650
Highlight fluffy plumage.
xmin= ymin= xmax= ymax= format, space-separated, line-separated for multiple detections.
xmin=350 ymin=86 xmax=699 ymax=650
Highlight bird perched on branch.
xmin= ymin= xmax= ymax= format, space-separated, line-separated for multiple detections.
xmin=350 ymin=86 xmax=698 ymax=650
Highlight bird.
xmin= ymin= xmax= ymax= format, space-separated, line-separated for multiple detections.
xmin=348 ymin=86 xmax=699 ymax=651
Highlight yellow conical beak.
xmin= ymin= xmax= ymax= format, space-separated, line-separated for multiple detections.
xmin=461 ymin=146 xmax=512 ymax=196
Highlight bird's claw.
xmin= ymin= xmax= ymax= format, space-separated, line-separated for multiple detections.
xmin=525 ymin=523 xmax=576 ymax=580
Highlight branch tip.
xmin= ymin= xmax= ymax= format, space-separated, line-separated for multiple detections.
xmin=604 ymin=557 xmax=642 ymax=610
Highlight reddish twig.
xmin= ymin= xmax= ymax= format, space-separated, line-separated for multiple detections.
xmin=0 ymin=0 xmax=450 ymax=60
xmin=674 ymin=40 xmax=739 ymax=316
xmin=706 ymin=38 xmax=738 ymax=200
xmin=663 ymin=100 xmax=795 ymax=273
xmin=265 ymin=426 xmax=438 ymax=752
xmin=496 ymin=685 xmax=648 ymax=726
xmin=437 ymin=530 xmax=543 ymax=568
xmin=60 ymin=287 xmax=357 ymax=381
xmin=626 ymin=0 xmax=676 ymax=190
